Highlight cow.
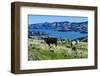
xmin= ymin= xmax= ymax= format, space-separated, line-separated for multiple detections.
xmin=71 ymin=40 xmax=79 ymax=47
xmin=70 ymin=40 xmax=79 ymax=52
xmin=43 ymin=37 xmax=57 ymax=48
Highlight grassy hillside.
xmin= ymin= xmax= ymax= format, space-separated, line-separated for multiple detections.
xmin=28 ymin=38 xmax=88 ymax=61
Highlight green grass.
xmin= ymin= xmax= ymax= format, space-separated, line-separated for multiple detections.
xmin=28 ymin=38 xmax=88 ymax=61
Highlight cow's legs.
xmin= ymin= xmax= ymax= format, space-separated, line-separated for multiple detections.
xmin=48 ymin=44 xmax=52 ymax=48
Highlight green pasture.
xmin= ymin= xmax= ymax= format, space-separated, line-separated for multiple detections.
xmin=28 ymin=38 xmax=88 ymax=61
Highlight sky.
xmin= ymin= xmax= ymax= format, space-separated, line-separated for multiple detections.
xmin=28 ymin=15 xmax=88 ymax=24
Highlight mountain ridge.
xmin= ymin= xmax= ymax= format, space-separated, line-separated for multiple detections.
xmin=28 ymin=21 xmax=88 ymax=33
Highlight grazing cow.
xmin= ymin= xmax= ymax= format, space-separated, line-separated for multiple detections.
xmin=71 ymin=40 xmax=79 ymax=47
xmin=70 ymin=40 xmax=79 ymax=51
xmin=60 ymin=38 xmax=65 ymax=43
xmin=43 ymin=37 xmax=57 ymax=47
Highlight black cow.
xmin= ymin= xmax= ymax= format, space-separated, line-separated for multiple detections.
xmin=43 ymin=37 xmax=57 ymax=47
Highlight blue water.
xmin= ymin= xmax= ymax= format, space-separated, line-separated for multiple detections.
xmin=30 ymin=29 xmax=87 ymax=40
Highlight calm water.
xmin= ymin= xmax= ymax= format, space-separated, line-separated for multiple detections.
xmin=30 ymin=29 xmax=87 ymax=40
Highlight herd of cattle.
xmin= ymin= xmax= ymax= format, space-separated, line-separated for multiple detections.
xmin=29 ymin=36 xmax=80 ymax=51
xmin=42 ymin=37 xmax=79 ymax=51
